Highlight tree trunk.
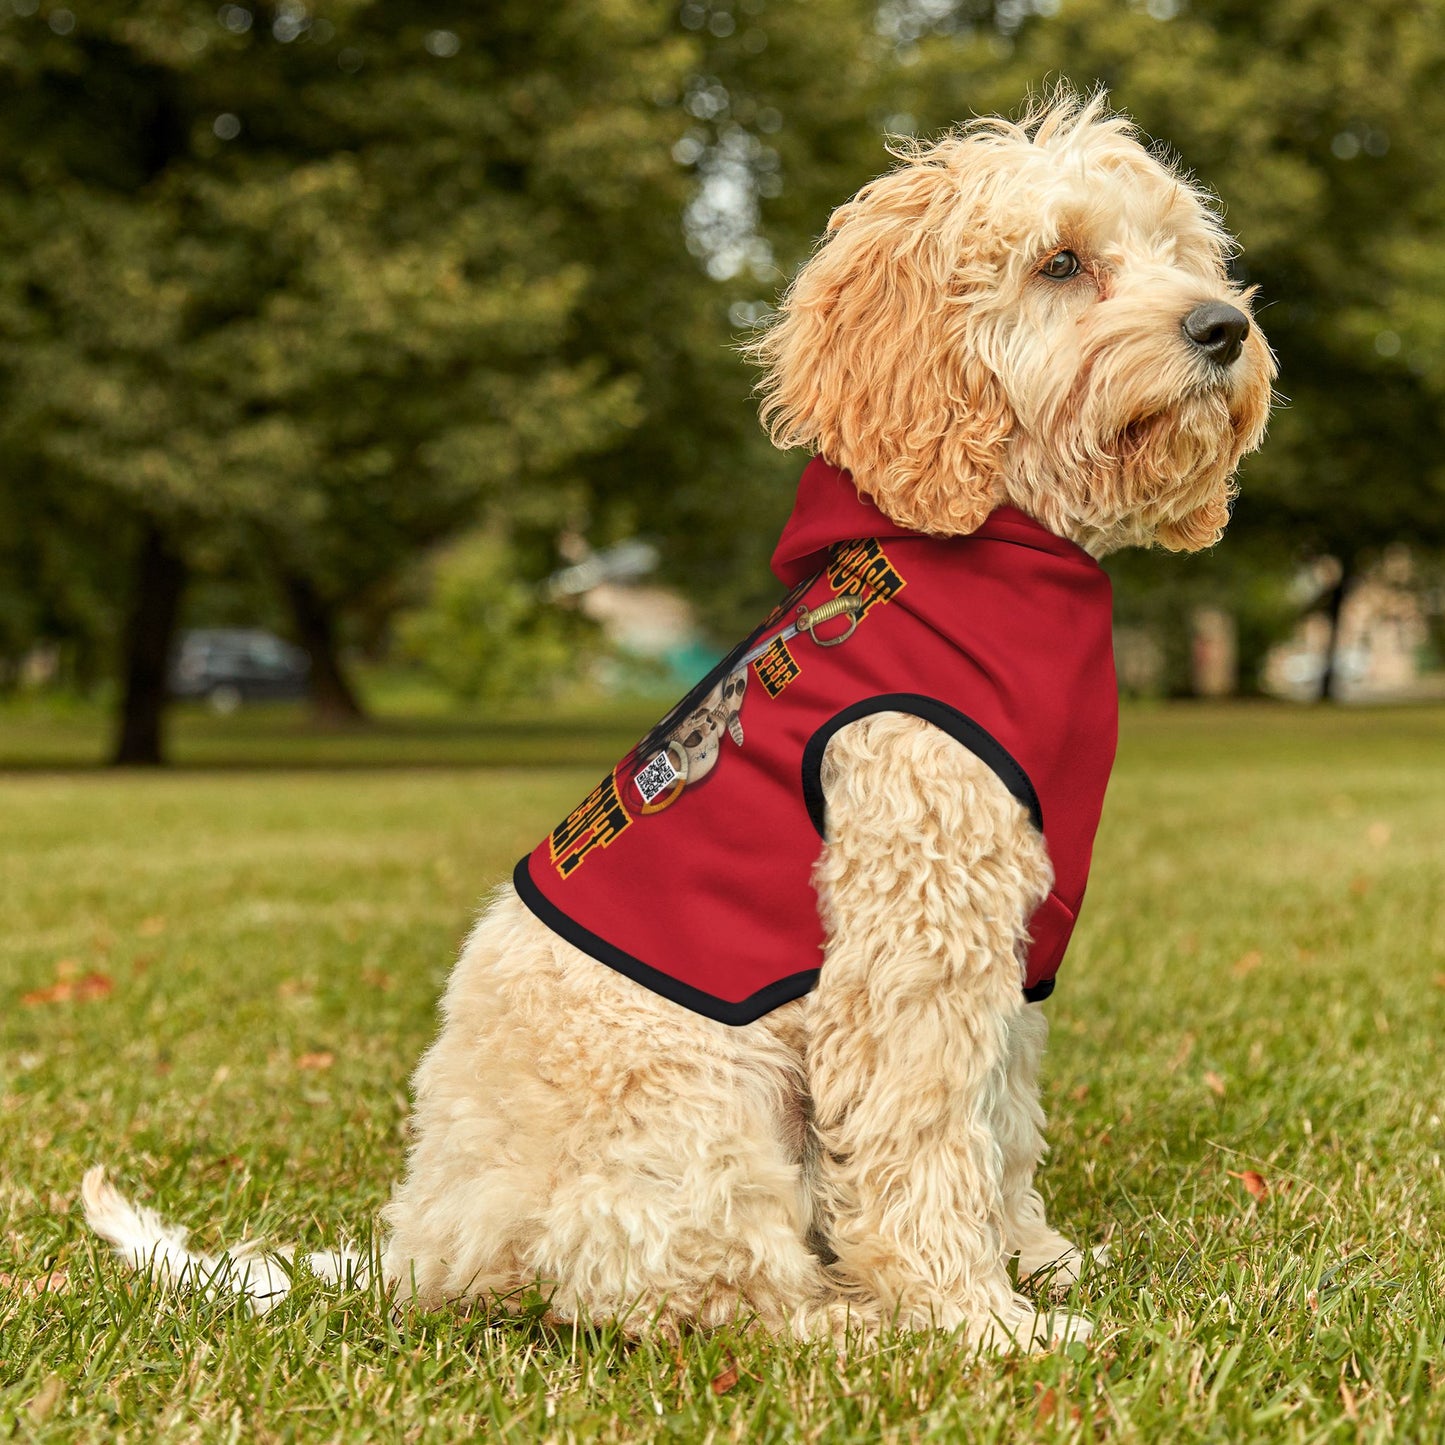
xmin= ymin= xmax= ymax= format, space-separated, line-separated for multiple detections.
xmin=112 ymin=524 xmax=187 ymax=766
xmin=1317 ymin=556 xmax=1355 ymax=703
xmin=281 ymin=571 xmax=366 ymax=725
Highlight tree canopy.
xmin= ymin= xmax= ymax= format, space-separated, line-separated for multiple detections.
xmin=1 ymin=1 xmax=709 ymax=751
xmin=1 ymin=0 xmax=1441 ymax=748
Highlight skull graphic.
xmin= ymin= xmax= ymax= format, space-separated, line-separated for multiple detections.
xmin=667 ymin=665 xmax=747 ymax=786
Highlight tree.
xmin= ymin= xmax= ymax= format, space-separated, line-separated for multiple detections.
xmin=0 ymin=0 xmax=909 ymax=750
xmin=0 ymin=1 xmax=700 ymax=759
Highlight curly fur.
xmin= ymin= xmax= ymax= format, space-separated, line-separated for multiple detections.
xmin=85 ymin=88 xmax=1272 ymax=1353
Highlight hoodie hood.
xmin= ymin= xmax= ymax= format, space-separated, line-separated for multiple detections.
xmin=771 ymin=457 xmax=1100 ymax=586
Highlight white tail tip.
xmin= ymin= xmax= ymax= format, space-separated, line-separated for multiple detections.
xmin=81 ymin=1166 xmax=368 ymax=1315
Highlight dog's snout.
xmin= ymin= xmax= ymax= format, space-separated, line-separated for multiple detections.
xmin=1182 ymin=302 xmax=1250 ymax=367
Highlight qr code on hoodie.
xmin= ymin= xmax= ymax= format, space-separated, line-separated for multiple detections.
xmin=634 ymin=749 xmax=681 ymax=804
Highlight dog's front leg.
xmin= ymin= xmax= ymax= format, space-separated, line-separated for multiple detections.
xmin=994 ymin=1007 xmax=1101 ymax=1289
xmin=805 ymin=713 xmax=1089 ymax=1350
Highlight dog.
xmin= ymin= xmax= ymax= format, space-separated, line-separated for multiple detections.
xmin=85 ymin=90 xmax=1274 ymax=1351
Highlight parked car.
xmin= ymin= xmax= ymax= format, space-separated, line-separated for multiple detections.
xmin=169 ymin=629 xmax=310 ymax=712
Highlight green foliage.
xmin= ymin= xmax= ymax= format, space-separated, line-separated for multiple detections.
xmin=395 ymin=533 xmax=600 ymax=705
xmin=575 ymin=0 xmax=889 ymax=638
xmin=5 ymin=0 xmax=1445 ymax=707
xmin=0 ymin=1 xmax=680 ymax=617
xmin=0 ymin=0 xmax=893 ymax=684
xmin=0 ymin=460 xmax=131 ymax=688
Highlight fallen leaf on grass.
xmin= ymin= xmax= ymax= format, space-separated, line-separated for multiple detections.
xmin=711 ymin=1358 xmax=740 ymax=1396
xmin=1204 ymin=1071 xmax=1227 ymax=1098
xmin=1167 ymin=1033 xmax=1196 ymax=1073
xmin=21 ymin=972 xmax=114 ymax=1006
xmin=295 ymin=1051 xmax=334 ymax=1071
xmin=1339 ymin=1380 xmax=1358 ymax=1420
xmin=22 ymin=983 xmax=66 ymax=1007
xmin=0 ymin=1268 xmax=70 ymax=1299
xmin=1034 ymin=1386 xmax=1086 ymax=1427
xmin=1228 ymin=1169 xmax=1269 ymax=1201
xmin=1365 ymin=822 xmax=1391 ymax=849
xmin=1433 ymin=974 xmax=1445 ymax=990
xmin=1070 ymin=1084 xmax=1090 ymax=1103
xmin=361 ymin=969 xmax=394 ymax=992
xmin=138 ymin=915 xmax=167 ymax=937
xmin=1232 ymin=950 xmax=1263 ymax=977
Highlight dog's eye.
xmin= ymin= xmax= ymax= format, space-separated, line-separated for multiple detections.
xmin=1040 ymin=250 xmax=1081 ymax=280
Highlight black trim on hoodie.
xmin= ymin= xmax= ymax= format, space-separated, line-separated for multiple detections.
xmin=513 ymin=858 xmax=821 ymax=1027
xmin=800 ymin=693 xmax=1044 ymax=837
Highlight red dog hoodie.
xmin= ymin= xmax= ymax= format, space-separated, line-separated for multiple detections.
xmin=516 ymin=458 xmax=1118 ymax=1025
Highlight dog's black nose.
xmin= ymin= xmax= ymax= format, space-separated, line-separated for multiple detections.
xmin=1182 ymin=302 xmax=1250 ymax=367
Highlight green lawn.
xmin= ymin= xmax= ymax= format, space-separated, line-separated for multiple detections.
xmin=2 ymin=703 xmax=1443 ymax=1442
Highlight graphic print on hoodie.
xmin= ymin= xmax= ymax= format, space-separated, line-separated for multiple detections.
xmin=517 ymin=457 xmax=1119 ymax=1026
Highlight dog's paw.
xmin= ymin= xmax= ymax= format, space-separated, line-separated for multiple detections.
xmin=1032 ymin=1308 xmax=1093 ymax=1348
xmin=973 ymin=1295 xmax=1093 ymax=1353
xmin=1018 ymin=1240 xmax=1110 ymax=1293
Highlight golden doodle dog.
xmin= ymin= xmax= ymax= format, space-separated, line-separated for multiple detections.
xmin=85 ymin=91 xmax=1273 ymax=1351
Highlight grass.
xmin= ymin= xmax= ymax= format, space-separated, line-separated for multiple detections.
xmin=2 ymin=700 xmax=1443 ymax=1442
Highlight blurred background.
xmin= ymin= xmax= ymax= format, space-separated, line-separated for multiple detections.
xmin=2 ymin=0 xmax=1443 ymax=766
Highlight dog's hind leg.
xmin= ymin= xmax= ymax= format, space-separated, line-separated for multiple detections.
xmin=803 ymin=713 xmax=1091 ymax=1350
xmin=383 ymin=893 xmax=832 ymax=1336
xmin=513 ymin=988 xmax=835 ymax=1339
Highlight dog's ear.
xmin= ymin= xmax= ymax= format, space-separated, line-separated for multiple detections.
xmin=749 ymin=153 xmax=1012 ymax=536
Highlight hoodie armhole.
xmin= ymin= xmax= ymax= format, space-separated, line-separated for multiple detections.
xmin=800 ymin=693 xmax=1044 ymax=839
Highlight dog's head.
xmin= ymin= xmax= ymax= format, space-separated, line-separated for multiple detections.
xmin=751 ymin=90 xmax=1275 ymax=554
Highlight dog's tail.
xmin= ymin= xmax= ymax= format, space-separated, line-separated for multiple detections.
xmin=81 ymin=1165 xmax=368 ymax=1315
